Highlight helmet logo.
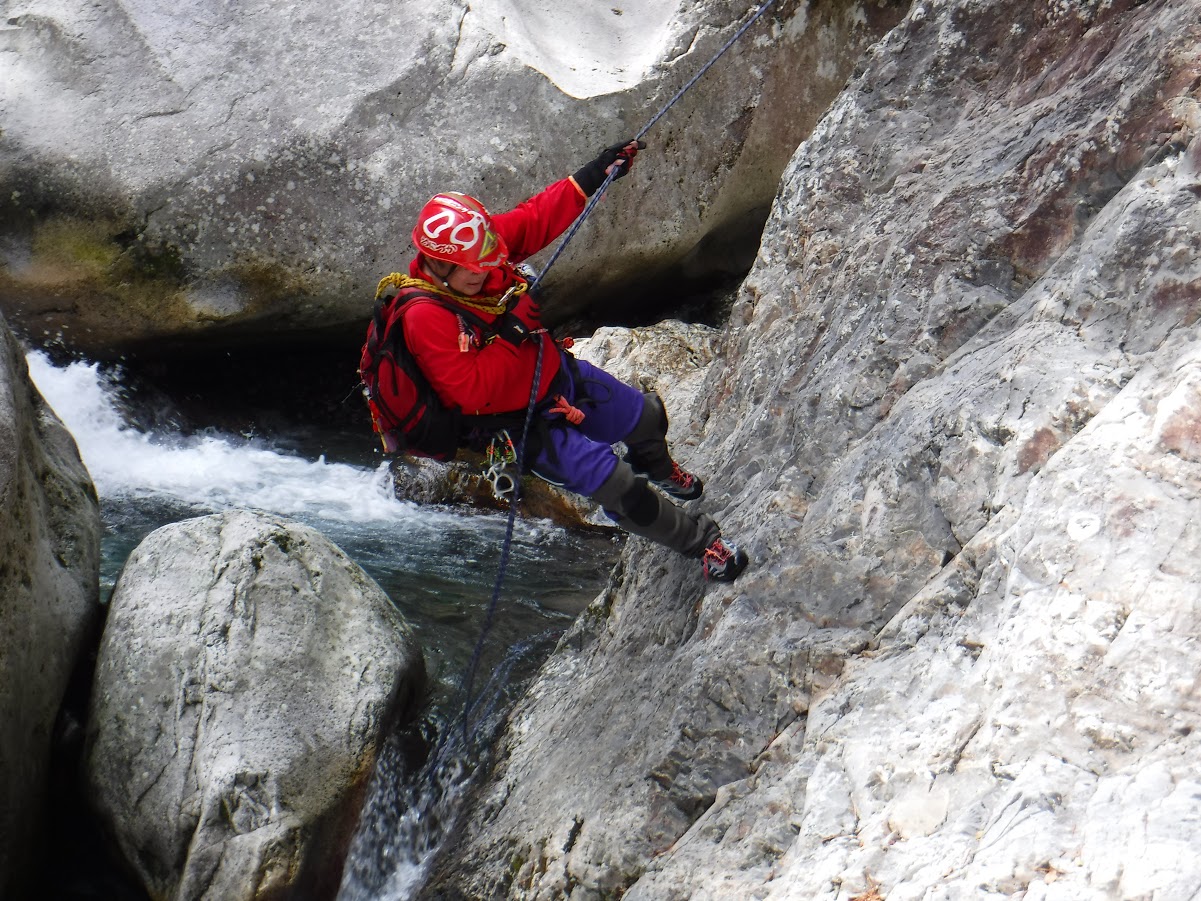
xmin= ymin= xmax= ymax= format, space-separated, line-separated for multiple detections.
xmin=422 ymin=208 xmax=488 ymax=253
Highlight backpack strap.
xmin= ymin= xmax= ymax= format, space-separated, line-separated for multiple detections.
xmin=363 ymin=273 xmax=545 ymax=459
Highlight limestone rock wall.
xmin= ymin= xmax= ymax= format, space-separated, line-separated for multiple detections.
xmin=0 ymin=314 xmax=101 ymax=898
xmin=0 ymin=0 xmax=905 ymax=354
xmin=422 ymin=1 xmax=1201 ymax=898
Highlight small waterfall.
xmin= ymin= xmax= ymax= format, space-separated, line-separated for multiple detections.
xmin=338 ymin=630 xmax=559 ymax=901
xmin=25 ymin=350 xmax=415 ymax=524
xmin=23 ymin=350 xmax=577 ymax=593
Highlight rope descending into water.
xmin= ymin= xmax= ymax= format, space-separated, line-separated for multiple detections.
xmin=460 ymin=339 xmax=546 ymax=737
xmin=459 ymin=0 xmax=782 ymax=739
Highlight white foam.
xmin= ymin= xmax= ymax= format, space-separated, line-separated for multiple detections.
xmin=25 ymin=351 xmax=420 ymax=526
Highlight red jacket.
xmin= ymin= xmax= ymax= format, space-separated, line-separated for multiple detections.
xmin=403 ymin=178 xmax=586 ymax=415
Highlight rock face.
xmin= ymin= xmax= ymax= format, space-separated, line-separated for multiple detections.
xmin=85 ymin=510 xmax=424 ymax=901
xmin=421 ymin=1 xmax=1201 ymax=898
xmin=0 ymin=315 xmax=101 ymax=898
xmin=0 ymin=0 xmax=904 ymax=354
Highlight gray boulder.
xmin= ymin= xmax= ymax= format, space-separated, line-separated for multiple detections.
xmin=0 ymin=315 xmax=101 ymax=899
xmin=420 ymin=0 xmax=1201 ymax=897
xmin=0 ymin=0 xmax=905 ymax=354
xmin=85 ymin=509 xmax=424 ymax=901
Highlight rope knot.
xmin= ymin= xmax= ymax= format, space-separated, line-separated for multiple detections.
xmin=549 ymin=394 xmax=586 ymax=425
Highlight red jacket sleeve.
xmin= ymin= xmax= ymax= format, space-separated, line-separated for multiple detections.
xmin=491 ymin=178 xmax=587 ymax=263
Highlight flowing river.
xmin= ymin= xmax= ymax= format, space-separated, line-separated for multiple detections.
xmin=27 ymin=350 xmax=620 ymax=899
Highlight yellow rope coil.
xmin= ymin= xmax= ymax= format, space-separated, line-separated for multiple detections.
xmin=374 ymin=272 xmax=527 ymax=316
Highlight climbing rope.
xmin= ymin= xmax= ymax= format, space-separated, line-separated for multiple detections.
xmin=460 ymin=341 xmax=546 ymax=737
xmin=459 ymin=0 xmax=782 ymax=738
xmin=529 ymin=0 xmax=783 ymax=294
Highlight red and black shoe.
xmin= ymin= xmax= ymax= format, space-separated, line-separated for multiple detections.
xmin=654 ymin=461 xmax=704 ymax=501
xmin=700 ymin=537 xmax=749 ymax=582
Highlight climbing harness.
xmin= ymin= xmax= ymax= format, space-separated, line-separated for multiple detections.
xmin=460 ymin=0 xmax=782 ymax=737
xmin=361 ymin=277 xmax=529 ymax=458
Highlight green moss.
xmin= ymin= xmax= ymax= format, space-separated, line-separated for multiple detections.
xmin=19 ymin=215 xmax=186 ymax=296
xmin=30 ymin=216 xmax=122 ymax=280
xmin=116 ymin=235 xmax=186 ymax=283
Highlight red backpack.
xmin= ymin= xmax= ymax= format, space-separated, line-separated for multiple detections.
xmin=359 ymin=280 xmax=495 ymax=460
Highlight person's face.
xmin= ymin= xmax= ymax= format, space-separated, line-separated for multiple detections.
xmin=446 ymin=266 xmax=488 ymax=296
xmin=425 ymin=257 xmax=488 ymax=296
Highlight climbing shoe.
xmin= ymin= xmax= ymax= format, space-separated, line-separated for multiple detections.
xmin=654 ymin=461 xmax=704 ymax=501
xmin=700 ymin=537 xmax=749 ymax=582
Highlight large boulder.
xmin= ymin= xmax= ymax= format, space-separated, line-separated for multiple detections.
xmin=0 ymin=0 xmax=905 ymax=354
xmin=84 ymin=509 xmax=424 ymax=901
xmin=0 ymin=314 xmax=101 ymax=898
xmin=420 ymin=0 xmax=1201 ymax=898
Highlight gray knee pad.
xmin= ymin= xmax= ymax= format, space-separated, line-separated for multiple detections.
xmin=591 ymin=461 xmax=716 ymax=557
xmin=593 ymin=461 xmax=655 ymax=522
xmin=624 ymin=392 xmax=669 ymax=446
xmin=621 ymin=477 xmax=660 ymax=527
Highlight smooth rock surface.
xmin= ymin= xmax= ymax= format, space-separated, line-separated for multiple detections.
xmin=85 ymin=509 xmax=424 ymax=901
xmin=421 ymin=1 xmax=1201 ymax=898
xmin=0 ymin=0 xmax=905 ymax=354
xmin=0 ymin=314 xmax=100 ymax=899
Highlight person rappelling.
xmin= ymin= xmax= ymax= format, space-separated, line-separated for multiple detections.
xmin=360 ymin=141 xmax=748 ymax=582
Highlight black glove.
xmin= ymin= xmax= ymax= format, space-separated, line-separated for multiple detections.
xmin=572 ymin=139 xmax=647 ymax=197
xmin=494 ymin=293 xmax=542 ymax=346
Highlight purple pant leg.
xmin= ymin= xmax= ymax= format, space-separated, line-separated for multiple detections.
xmin=530 ymin=354 xmax=645 ymax=497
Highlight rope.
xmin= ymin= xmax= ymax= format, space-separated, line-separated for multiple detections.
xmin=459 ymin=0 xmax=781 ymax=739
xmin=530 ymin=0 xmax=782 ymax=294
xmin=461 ymin=338 xmax=545 ymax=739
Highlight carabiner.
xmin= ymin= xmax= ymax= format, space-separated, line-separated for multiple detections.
xmin=485 ymin=462 xmax=516 ymax=501
xmin=486 ymin=429 xmax=518 ymax=467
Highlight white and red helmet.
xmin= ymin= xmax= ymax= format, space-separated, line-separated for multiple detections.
xmin=412 ymin=192 xmax=509 ymax=272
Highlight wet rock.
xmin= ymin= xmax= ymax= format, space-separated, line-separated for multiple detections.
xmin=84 ymin=509 xmax=424 ymax=901
xmin=420 ymin=1 xmax=1201 ymax=898
xmin=388 ymin=454 xmax=614 ymax=533
xmin=0 ymin=314 xmax=101 ymax=898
